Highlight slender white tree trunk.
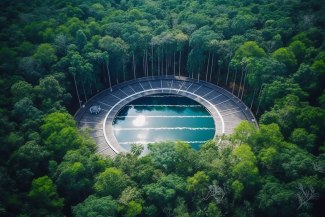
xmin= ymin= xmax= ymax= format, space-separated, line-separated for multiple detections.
xmin=209 ymin=53 xmax=214 ymax=82
xmin=250 ymin=87 xmax=257 ymax=109
xmin=217 ymin=59 xmax=221 ymax=85
xmin=102 ymin=64 xmax=106 ymax=83
xmin=151 ymin=45 xmax=154 ymax=76
xmin=106 ymin=60 xmax=112 ymax=91
xmin=256 ymin=84 xmax=266 ymax=115
xmin=123 ymin=59 xmax=125 ymax=81
xmin=226 ymin=58 xmax=231 ymax=86
xmin=173 ymin=52 xmax=176 ymax=76
xmin=146 ymin=49 xmax=148 ymax=77
xmin=241 ymin=69 xmax=247 ymax=100
xmin=206 ymin=52 xmax=210 ymax=81
xmin=133 ymin=53 xmax=136 ymax=79
xmin=82 ymin=83 xmax=87 ymax=102
xmin=165 ymin=48 xmax=168 ymax=76
xmin=178 ymin=50 xmax=181 ymax=76
xmin=89 ymin=84 xmax=93 ymax=95
xmin=142 ymin=50 xmax=145 ymax=77
xmin=238 ymin=67 xmax=244 ymax=97
xmin=232 ymin=67 xmax=237 ymax=94
xmin=157 ymin=47 xmax=160 ymax=75
xmin=161 ymin=48 xmax=164 ymax=76
xmin=73 ymin=73 xmax=81 ymax=107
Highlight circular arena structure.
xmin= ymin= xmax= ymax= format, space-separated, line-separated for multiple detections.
xmin=74 ymin=76 xmax=257 ymax=157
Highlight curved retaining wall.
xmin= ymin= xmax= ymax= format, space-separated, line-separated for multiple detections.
xmin=75 ymin=76 xmax=257 ymax=156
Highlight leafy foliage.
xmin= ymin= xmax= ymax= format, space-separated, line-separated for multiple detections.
xmin=0 ymin=0 xmax=324 ymax=216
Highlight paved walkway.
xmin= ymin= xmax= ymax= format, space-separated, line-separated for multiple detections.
xmin=75 ymin=76 xmax=257 ymax=157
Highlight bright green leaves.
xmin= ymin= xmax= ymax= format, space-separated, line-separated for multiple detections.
xmin=148 ymin=142 xmax=177 ymax=172
xmin=189 ymin=26 xmax=222 ymax=50
xmin=259 ymin=80 xmax=308 ymax=111
xmin=231 ymin=144 xmax=259 ymax=186
xmin=35 ymin=75 xmax=69 ymax=111
xmin=76 ymin=29 xmax=87 ymax=51
xmin=246 ymin=57 xmax=286 ymax=87
xmin=73 ymin=195 xmax=118 ymax=217
xmin=290 ymin=128 xmax=316 ymax=152
xmin=122 ymin=200 xmax=143 ymax=217
xmin=45 ymin=127 xmax=82 ymax=160
xmin=231 ymin=121 xmax=256 ymax=145
xmin=41 ymin=112 xmax=75 ymax=138
xmin=95 ymin=167 xmax=130 ymax=198
xmin=288 ymin=40 xmax=306 ymax=63
xmin=231 ymin=180 xmax=244 ymax=200
xmin=130 ymin=144 xmax=144 ymax=156
xmin=28 ymin=176 xmax=63 ymax=217
xmin=205 ymin=202 xmax=222 ymax=217
xmin=258 ymin=146 xmax=277 ymax=169
xmin=98 ymin=35 xmax=129 ymax=55
xmin=257 ymin=181 xmax=296 ymax=217
xmin=230 ymin=14 xmax=256 ymax=35
xmin=40 ymin=112 xmax=87 ymax=161
xmin=148 ymin=142 xmax=196 ymax=175
xmin=33 ymin=43 xmax=57 ymax=68
xmin=186 ymin=171 xmax=209 ymax=194
xmin=271 ymin=47 xmax=297 ymax=72
xmin=10 ymin=81 xmax=34 ymax=102
xmin=234 ymin=41 xmax=266 ymax=61
xmin=12 ymin=97 xmax=42 ymax=122
xmin=9 ymin=141 xmax=49 ymax=175
xmin=144 ymin=174 xmax=186 ymax=205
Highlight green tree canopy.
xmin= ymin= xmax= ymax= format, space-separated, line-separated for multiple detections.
xmin=73 ymin=195 xmax=118 ymax=217
xmin=94 ymin=167 xmax=130 ymax=198
xmin=28 ymin=176 xmax=63 ymax=217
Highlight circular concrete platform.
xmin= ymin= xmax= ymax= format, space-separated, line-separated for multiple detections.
xmin=74 ymin=76 xmax=257 ymax=157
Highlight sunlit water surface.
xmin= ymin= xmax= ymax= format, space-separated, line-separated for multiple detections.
xmin=112 ymin=94 xmax=215 ymax=152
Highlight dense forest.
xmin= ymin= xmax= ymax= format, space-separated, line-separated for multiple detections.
xmin=0 ymin=0 xmax=324 ymax=216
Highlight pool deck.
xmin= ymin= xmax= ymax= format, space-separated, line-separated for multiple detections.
xmin=74 ymin=76 xmax=257 ymax=157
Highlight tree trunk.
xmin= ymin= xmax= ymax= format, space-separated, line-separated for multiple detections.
xmin=240 ymin=68 xmax=247 ymax=100
xmin=250 ymin=87 xmax=257 ymax=109
xmin=142 ymin=50 xmax=145 ymax=77
xmin=94 ymin=77 xmax=98 ymax=92
xmin=226 ymin=58 xmax=231 ymax=86
xmin=256 ymin=84 xmax=265 ymax=115
xmin=178 ymin=50 xmax=181 ymax=77
xmin=161 ymin=48 xmax=164 ymax=76
xmin=102 ymin=64 xmax=106 ymax=83
xmin=209 ymin=53 xmax=214 ymax=82
xmin=151 ymin=45 xmax=154 ymax=76
xmin=73 ymin=74 xmax=81 ymax=107
xmin=146 ymin=49 xmax=149 ymax=77
xmin=217 ymin=59 xmax=221 ymax=85
xmin=82 ymin=83 xmax=87 ymax=102
xmin=206 ymin=52 xmax=210 ymax=81
xmin=158 ymin=47 xmax=160 ymax=75
xmin=123 ymin=59 xmax=125 ymax=81
xmin=165 ymin=48 xmax=168 ymax=76
xmin=238 ymin=67 xmax=244 ymax=97
xmin=232 ymin=67 xmax=237 ymax=94
xmin=90 ymin=83 xmax=93 ymax=95
xmin=106 ymin=60 xmax=112 ymax=91
xmin=161 ymin=48 xmax=163 ymax=76
xmin=173 ymin=52 xmax=176 ymax=76
xmin=133 ymin=53 xmax=136 ymax=79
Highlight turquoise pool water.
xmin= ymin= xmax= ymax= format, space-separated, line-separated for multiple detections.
xmin=112 ymin=94 xmax=215 ymax=151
